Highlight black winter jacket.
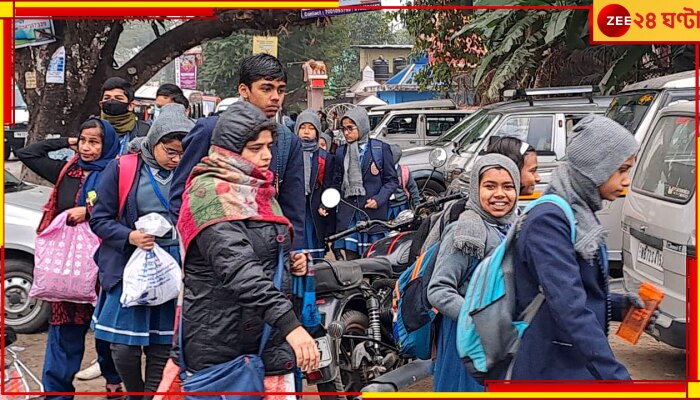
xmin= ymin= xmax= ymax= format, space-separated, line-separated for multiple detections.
xmin=182 ymin=220 xmax=301 ymax=375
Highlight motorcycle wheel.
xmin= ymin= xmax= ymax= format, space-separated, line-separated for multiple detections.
xmin=317 ymin=310 xmax=369 ymax=400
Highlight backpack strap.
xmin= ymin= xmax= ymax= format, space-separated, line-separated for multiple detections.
xmin=117 ymin=153 xmax=139 ymax=218
xmin=522 ymin=194 xmax=576 ymax=243
xmin=400 ymin=165 xmax=410 ymax=200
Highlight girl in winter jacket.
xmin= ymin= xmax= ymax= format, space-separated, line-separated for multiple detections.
xmin=17 ymin=118 xmax=124 ymax=398
xmin=330 ymin=107 xmax=399 ymax=260
xmin=89 ymin=103 xmax=192 ymax=398
xmin=511 ymin=115 xmax=645 ymax=380
xmin=428 ymin=154 xmax=521 ymax=392
xmin=176 ymin=101 xmax=319 ymax=398
xmin=295 ymin=109 xmax=333 ymax=260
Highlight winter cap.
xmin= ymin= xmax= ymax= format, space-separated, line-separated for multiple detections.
xmin=566 ymin=115 xmax=638 ymax=187
xmin=295 ymin=109 xmax=322 ymax=137
xmin=212 ymin=100 xmax=278 ymax=153
xmin=341 ymin=107 xmax=371 ymax=143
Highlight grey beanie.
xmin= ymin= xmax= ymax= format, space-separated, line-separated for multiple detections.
xmin=212 ymin=100 xmax=277 ymax=153
xmin=146 ymin=103 xmax=194 ymax=144
xmin=295 ymin=109 xmax=322 ymax=137
xmin=566 ymin=115 xmax=638 ymax=186
xmin=140 ymin=103 xmax=194 ymax=168
xmin=341 ymin=107 xmax=371 ymax=142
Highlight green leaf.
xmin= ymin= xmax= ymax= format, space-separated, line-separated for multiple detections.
xmin=564 ymin=10 xmax=588 ymax=50
xmin=600 ymin=46 xmax=651 ymax=92
xmin=544 ymin=10 xmax=571 ymax=45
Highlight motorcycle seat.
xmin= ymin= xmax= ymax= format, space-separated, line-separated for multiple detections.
xmin=333 ymin=257 xmax=393 ymax=279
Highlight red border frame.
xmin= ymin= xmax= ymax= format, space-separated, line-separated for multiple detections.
xmin=2 ymin=1 xmax=698 ymax=398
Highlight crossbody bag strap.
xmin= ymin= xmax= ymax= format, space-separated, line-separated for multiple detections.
xmin=258 ymin=246 xmax=286 ymax=356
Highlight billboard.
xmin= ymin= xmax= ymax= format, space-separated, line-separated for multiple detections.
xmin=15 ymin=19 xmax=56 ymax=48
xmin=301 ymin=0 xmax=382 ymax=19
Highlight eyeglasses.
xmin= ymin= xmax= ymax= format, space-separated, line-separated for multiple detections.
xmin=342 ymin=125 xmax=359 ymax=133
xmin=160 ymin=143 xmax=183 ymax=158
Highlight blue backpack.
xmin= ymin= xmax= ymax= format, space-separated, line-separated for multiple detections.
xmin=456 ymin=194 xmax=576 ymax=383
xmin=392 ymin=241 xmax=441 ymax=359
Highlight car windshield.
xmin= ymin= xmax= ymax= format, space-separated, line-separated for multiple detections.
xmin=427 ymin=108 xmax=486 ymax=146
xmin=456 ymin=113 xmax=500 ymax=154
xmin=632 ymin=115 xmax=696 ymax=204
xmin=4 ymin=170 xmax=31 ymax=193
xmin=605 ymin=91 xmax=657 ymax=133
xmin=14 ymin=86 xmax=26 ymax=109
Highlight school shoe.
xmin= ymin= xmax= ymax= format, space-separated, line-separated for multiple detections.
xmin=106 ymin=383 xmax=124 ymax=400
xmin=75 ymin=359 xmax=101 ymax=380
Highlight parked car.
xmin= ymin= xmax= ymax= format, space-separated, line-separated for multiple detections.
xmin=371 ymin=108 xmax=473 ymax=150
xmin=214 ymin=97 xmax=240 ymax=114
xmin=620 ymin=101 xmax=695 ymax=349
xmin=4 ymin=86 xmax=28 ymax=160
xmin=367 ymin=98 xmax=458 ymax=130
xmin=4 ymin=170 xmax=51 ymax=333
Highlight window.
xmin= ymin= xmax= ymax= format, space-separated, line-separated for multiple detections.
xmin=633 ymin=115 xmax=696 ymax=204
xmin=387 ymin=115 xmax=417 ymax=135
xmin=494 ymin=115 xmax=554 ymax=152
xmin=426 ymin=115 xmax=461 ymax=137
xmin=605 ymin=91 xmax=657 ymax=133
xmin=565 ymin=114 xmax=591 ymax=144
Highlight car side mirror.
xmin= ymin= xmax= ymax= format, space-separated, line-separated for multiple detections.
xmin=429 ymin=148 xmax=448 ymax=168
xmin=380 ymin=127 xmax=388 ymax=137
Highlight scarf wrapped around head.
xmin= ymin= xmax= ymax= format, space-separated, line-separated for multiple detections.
xmin=453 ymin=154 xmax=520 ymax=258
xmin=295 ymin=109 xmax=322 ymax=195
xmin=139 ymin=103 xmax=194 ymax=169
xmin=341 ymin=107 xmax=371 ymax=197
xmin=319 ymin=130 xmax=333 ymax=151
xmin=77 ymin=118 xmax=120 ymax=206
xmin=177 ymin=101 xmax=289 ymax=251
xmin=547 ymin=115 xmax=638 ymax=261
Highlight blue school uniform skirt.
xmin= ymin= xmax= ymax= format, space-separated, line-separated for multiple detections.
xmin=431 ymin=316 xmax=484 ymax=392
xmin=387 ymin=201 xmax=409 ymax=221
xmin=304 ymin=204 xmax=327 ymax=261
xmin=333 ymin=211 xmax=385 ymax=256
xmin=91 ymin=245 xmax=179 ymax=347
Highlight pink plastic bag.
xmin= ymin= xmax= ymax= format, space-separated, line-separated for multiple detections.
xmin=29 ymin=211 xmax=100 ymax=304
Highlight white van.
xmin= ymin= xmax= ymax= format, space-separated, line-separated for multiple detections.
xmin=620 ymin=101 xmax=695 ymax=349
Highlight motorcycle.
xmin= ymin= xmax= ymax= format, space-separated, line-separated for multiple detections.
xmin=2 ymin=326 xmax=43 ymax=399
xmin=307 ymin=180 xmax=460 ymax=399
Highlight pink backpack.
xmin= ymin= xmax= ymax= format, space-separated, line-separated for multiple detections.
xmin=30 ymin=211 xmax=101 ymax=304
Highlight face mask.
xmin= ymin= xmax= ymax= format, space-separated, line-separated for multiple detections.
xmin=101 ymin=99 xmax=130 ymax=116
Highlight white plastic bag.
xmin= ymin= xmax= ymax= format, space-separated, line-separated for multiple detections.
xmin=121 ymin=245 xmax=181 ymax=307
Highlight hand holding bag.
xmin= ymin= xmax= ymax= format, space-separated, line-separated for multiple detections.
xmin=30 ymin=211 xmax=100 ymax=304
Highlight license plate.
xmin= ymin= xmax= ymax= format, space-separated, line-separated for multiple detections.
xmin=637 ymin=243 xmax=663 ymax=270
xmin=315 ymin=336 xmax=332 ymax=368
xmin=13 ymin=131 xmax=27 ymax=138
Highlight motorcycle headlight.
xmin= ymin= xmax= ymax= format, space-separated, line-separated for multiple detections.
xmin=391 ymin=210 xmax=415 ymax=226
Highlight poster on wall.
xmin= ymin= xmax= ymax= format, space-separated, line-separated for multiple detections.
xmin=175 ymin=54 xmax=197 ymax=89
xmin=15 ymin=19 xmax=56 ymax=49
xmin=46 ymin=46 xmax=66 ymax=84
xmin=252 ymin=36 xmax=278 ymax=57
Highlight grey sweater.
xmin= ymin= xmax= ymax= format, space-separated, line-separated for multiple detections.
xmin=427 ymin=223 xmax=480 ymax=321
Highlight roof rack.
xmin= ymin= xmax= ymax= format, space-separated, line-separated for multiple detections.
xmin=503 ymin=85 xmax=596 ymax=106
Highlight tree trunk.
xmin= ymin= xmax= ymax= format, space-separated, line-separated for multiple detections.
xmin=14 ymin=11 xmax=318 ymax=183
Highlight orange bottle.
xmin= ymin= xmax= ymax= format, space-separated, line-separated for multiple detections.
xmin=616 ymin=282 xmax=664 ymax=345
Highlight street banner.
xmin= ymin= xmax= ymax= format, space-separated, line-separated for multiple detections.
xmin=252 ymin=36 xmax=278 ymax=57
xmin=301 ymin=0 xmax=382 ymax=19
xmin=46 ymin=46 xmax=65 ymax=84
xmin=15 ymin=19 xmax=56 ymax=49
xmin=176 ymin=54 xmax=197 ymax=90
xmin=592 ymin=0 xmax=700 ymax=43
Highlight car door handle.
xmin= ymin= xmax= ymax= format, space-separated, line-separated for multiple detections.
xmin=409 ymin=141 xmax=417 ymax=144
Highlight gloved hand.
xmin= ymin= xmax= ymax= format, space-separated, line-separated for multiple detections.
xmin=622 ymin=292 xmax=660 ymax=334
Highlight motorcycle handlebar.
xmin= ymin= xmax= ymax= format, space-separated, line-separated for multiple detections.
xmin=325 ymin=192 xmax=464 ymax=242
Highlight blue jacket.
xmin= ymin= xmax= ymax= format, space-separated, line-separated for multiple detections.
xmin=169 ymin=116 xmax=306 ymax=250
xmin=512 ymin=202 xmax=629 ymax=381
xmin=331 ymin=139 xmax=399 ymax=232
xmin=308 ymin=148 xmax=335 ymax=242
xmin=89 ymin=157 xmax=148 ymax=291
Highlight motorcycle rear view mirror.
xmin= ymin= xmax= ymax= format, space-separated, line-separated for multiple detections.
xmin=429 ymin=148 xmax=448 ymax=168
xmin=321 ymin=188 xmax=342 ymax=209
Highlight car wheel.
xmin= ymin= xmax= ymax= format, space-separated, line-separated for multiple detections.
xmin=416 ymin=179 xmax=446 ymax=198
xmin=4 ymin=258 xmax=50 ymax=333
